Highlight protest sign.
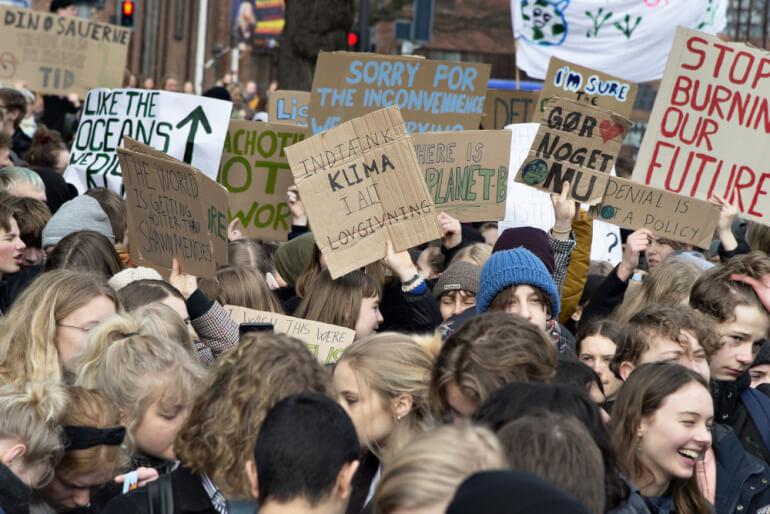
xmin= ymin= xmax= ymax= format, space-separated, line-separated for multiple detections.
xmin=63 ymin=88 xmax=232 ymax=195
xmin=632 ymin=27 xmax=770 ymax=227
xmin=515 ymin=97 xmax=631 ymax=204
xmin=0 ymin=6 xmax=130 ymax=96
xmin=511 ymin=0 xmax=726 ymax=83
xmin=268 ymin=90 xmax=310 ymax=126
xmin=482 ymin=89 xmax=538 ymax=129
xmin=218 ymin=120 xmax=309 ymax=241
xmin=307 ymin=52 xmax=491 ymax=134
xmin=224 ymin=305 xmax=355 ymax=364
xmin=117 ymin=141 xmax=229 ymax=278
xmin=285 ymin=106 xmax=442 ymax=278
xmin=500 ymin=123 xmax=622 ymax=264
xmin=411 ymin=130 xmax=510 ymax=222
xmin=590 ymin=175 xmax=720 ymax=249
xmin=537 ymin=57 xmax=638 ymax=118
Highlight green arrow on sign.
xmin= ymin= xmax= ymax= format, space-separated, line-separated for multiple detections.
xmin=176 ymin=106 xmax=212 ymax=164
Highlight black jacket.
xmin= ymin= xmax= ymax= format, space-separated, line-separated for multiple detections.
xmin=379 ymin=280 xmax=442 ymax=334
xmin=101 ymin=467 xmax=217 ymax=514
xmin=0 ymin=462 xmax=31 ymax=514
xmin=714 ymin=423 xmax=770 ymax=514
xmin=711 ymin=375 xmax=770 ymax=464
xmin=0 ymin=265 xmax=41 ymax=315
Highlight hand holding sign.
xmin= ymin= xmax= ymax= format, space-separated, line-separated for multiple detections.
xmin=438 ymin=212 xmax=462 ymax=250
xmin=169 ymin=258 xmax=198 ymax=300
xmin=617 ymin=228 xmax=652 ymax=282
xmin=550 ymin=181 xmax=577 ymax=236
xmin=382 ymin=240 xmax=420 ymax=283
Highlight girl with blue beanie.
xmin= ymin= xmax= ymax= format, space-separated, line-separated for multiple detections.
xmin=477 ymin=247 xmax=572 ymax=353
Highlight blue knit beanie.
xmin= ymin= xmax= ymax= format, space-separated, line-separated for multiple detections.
xmin=476 ymin=247 xmax=560 ymax=317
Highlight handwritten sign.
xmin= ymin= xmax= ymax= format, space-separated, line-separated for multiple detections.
xmin=0 ymin=6 xmax=130 ymax=96
xmin=411 ymin=130 xmax=510 ymax=221
xmin=224 ymin=305 xmax=355 ymax=364
xmin=632 ymin=27 xmax=770 ymax=227
xmin=285 ymin=106 xmax=442 ymax=278
xmin=515 ymin=97 xmax=631 ymax=205
xmin=308 ymin=52 xmax=491 ymax=134
xmin=538 ymin=57 xmax=638 ymax=118
xmin=118 ymin=141 xmax=229 ymax=278
xmin=63 ymin=89 xmax=232 ymax=195
xmin=483 ymin=89 xmax=539 ymax=129
xmin=218 ymin=120 xmax=308 ymax=241
xmin=268 ymin=90 xmax=310 ymax=126
xmin=590 ymin=175 xmax=720 ymax=249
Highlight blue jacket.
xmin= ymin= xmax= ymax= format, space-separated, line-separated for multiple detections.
xmin=714 ymin=423 xmax=770 ymax=514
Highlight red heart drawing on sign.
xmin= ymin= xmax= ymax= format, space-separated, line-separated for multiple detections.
xmin=599 ymin=120 xmax=625 ymax=143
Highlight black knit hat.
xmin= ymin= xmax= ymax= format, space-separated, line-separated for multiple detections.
xmin=447 ymin=471 xmax=592 ymax=514
xmin=50 ymin=0 xmax=75 ymax=12
xmin=492 ymin=227 xmax=555 ymax=274
xmin=752 ymin=341 xmax=770 ymax=368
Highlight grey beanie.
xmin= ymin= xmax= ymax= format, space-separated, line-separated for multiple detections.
xmin=42 ymin=195 xmax=115 ymax=248
xmin=433 ymin=261 xmax=481 ymax=299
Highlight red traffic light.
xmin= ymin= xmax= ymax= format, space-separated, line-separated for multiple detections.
xmin=121 ymin=0 xmax=134 ymax=17
xmin=347 ymin=31 xmax=359 ymax=48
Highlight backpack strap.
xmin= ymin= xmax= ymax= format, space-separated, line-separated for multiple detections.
xmin=146 ymin=475 xmax=175 ymax=514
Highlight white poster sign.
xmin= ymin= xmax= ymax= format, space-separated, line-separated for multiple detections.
xmin=64 ymin=89 xmax=232 ymax=194
xmin=511 ymin=0 xmax=726 ymax=83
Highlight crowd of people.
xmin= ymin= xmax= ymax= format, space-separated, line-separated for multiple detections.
xmin=1 ymin=1 xmax=770 ymax=514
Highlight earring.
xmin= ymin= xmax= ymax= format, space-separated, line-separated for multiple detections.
xmin=635 ymin=434 xmax=643 ymax=456
xmin=394 ymin=414 xmax=402 ymax=424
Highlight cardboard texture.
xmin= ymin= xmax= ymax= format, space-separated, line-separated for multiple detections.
xmin=537 ymin=57 xmax=639 ymax=118
xmin=411 ymin=130 xmax=510 ymax=221
xmin=218 ymin=120 xmax=309 ymax=241
xmin=483 ymin=89 xmax=539 ymax=129
xmin=0 ymin=6 xmax=130 ymax=96
xmin=515 ymin=97 xmax=632 ymax=205
xmin=224 ymin=305 xmax=355 ymax=364
xmin=590 ymin=175 xmax=720 ymax=249
xmin=268 ymin=90 xmax=310 ymax=126
xmin=285 ymin=105 xmax=442 ymax=279
xmin=64 ymin=89 xmax=232 ymax=194
xmin=631 ymin=27 xmax=770 ymax=226
xmin=308 ymin=52 xmax=491 ymax=134
xmin=118 ymin=141 xmax=229 ymax=278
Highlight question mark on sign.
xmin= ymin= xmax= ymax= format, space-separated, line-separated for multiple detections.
xmin=607 ymin=232 xmax=619 ymax=253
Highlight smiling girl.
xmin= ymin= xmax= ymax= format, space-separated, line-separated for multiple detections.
xmin=609 ymin=362 xmax=713 ymax=514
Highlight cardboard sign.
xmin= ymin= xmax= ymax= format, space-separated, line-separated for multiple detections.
xmin=218 ymin=120 xmax=308 ymax=241
xmin=632 ymin=27 xmax=770 ymax=226
xmin=285 ymin=106 xmax=442 ymax=278
xmin=308 ymin=52 xmax=491 ymax=134
xmin=515 ymin=97 xmax=631 ymax=205
xmin=63 ymin=88 xmax=232 ymax=194
xmin=537 ymin=57 xmax=638 ymax=118
xmin=482 ymin=89 xmax=539 ymax=129
xmin=268 ymin=90 xmax=310 ymax=126
xmin=411 ymin=130 xmax=510 ymax=221
xmin=0 ymin=6 xmax=130 ymax=96
xmin=118 ymin=141 xmax=229 ymax=278
xmin=224 ymin=305 xmax=355 ymax=364
xmin=590 ymin=175 xmax=720 ymax=249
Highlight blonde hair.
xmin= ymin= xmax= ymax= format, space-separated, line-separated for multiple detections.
xmin=451 ymin=243 xmax=492 ymax=267
xmin=0 ymin=270 xmax=118 ymax=384
xmin=74 ymin=319 xmax=206 ymax=451
xmin=175 ymin=332 xmax=333 ymax=499
xmin=0 ymin=381 xmax=68 ymax=487
xmin=55 ymin=387 xmax=129 ymax=483
xmin=131 ymin=303 xmax=197 ymax=358
xmin=374 ymin=424 xmax=506 ymax=514
xmin=613 ymin=257 xmax=703 ymax=323
xmin=204 ymin=266 xmax=283 ymax=313
xmin=337 ymin=332 xmax=435 ymax=456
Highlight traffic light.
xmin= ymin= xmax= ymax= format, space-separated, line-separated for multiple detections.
xmin=347 ymin=31 xmax=360 ymax=51
xmin=120 ymin=0 xmax=134 ymax=27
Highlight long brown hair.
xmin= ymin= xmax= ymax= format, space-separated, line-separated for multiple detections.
xmin=294 ymin=269 xmax=381 ymax=331
xmin=608 ymin=362 xmax=711 ymax=514
xmin=174 ymin=332 xmax=333 ymax=498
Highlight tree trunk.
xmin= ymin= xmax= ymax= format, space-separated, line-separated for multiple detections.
xmin=278 ymin=0 xmax=354 ymax=90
